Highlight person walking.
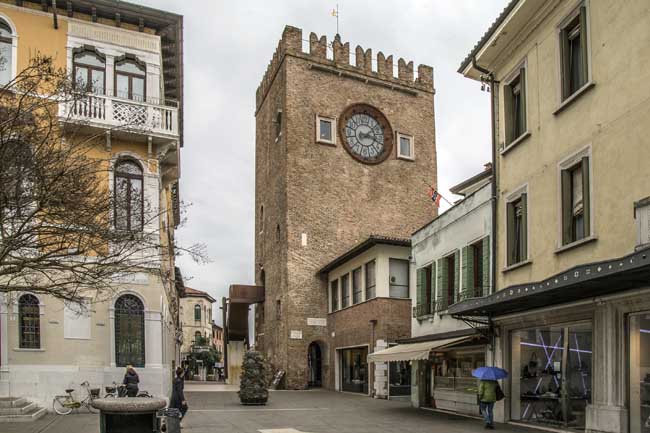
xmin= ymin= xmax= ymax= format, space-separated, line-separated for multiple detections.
xmin=169 ymin=366 xmax=188 ymax=428
xmin=478 ymin=379 xmax=497 ymax=429
xmin=123 ymin=365 xmax=140 ymax=397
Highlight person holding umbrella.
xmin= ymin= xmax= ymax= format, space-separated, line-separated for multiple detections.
xmin=473 ymin=366 xmax=507 ymax=429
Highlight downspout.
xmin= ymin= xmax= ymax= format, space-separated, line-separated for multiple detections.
xmin=472 ymin=57 xmax=498 ymax=360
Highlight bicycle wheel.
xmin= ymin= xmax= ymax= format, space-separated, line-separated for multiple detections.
xmin=86 ymin=400 xmax=99 ymax=414
xmin=53 ymin=396 xmax=73 ymax=415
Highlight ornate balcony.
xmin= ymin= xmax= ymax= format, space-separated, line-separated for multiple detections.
xmin=59 ymin=93 xmax=179 ymax=141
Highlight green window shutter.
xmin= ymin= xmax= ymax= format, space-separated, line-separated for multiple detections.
xmin=437 ymin=258 xmax=447 ymax=309
xmin=466 ymin=246 xmax=475 ymax=296
xmin=579 ymin=6 xmax=589 ymax=86
xmin=520 ymin=193 xmax=528 ymax=261
xmin=560 ymin=28 xmax=571 ymax=99
xmin=582 ymin=157 xmax=590 ymax=238
xmin=430 ymin=262 xmax=437 ymax=312
xmin=416 ymin=268 xmax=425 ymax=308
xmin=561 ymin=169 xmax=572 ymax=245
xmin=453 ymin=250 xmax=460 ymax=304
xmin=519 ymin=67 xmax=527 ymax=133
xmin=504 ymin=84 xmax=513 ymax=144
xmin=482 ymin=236 xmax=490 ymax=296
xmin=461 ymin=246 xmax=469 ymax=297
xmin=507 ymin=202 xmax=515 ymax=266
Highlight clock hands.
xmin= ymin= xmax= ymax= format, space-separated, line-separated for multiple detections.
xmin=358 ymin=131 xmax=375 ymax=141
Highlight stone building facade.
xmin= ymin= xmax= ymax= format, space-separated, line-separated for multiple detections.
xmin=254 ymin=25 xmax=436 ymax=390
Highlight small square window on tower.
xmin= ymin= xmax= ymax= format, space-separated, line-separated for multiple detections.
xmin=316 ymin=115 xmax=336 ymax=145
xmin=396 ymin=132 xmax=414 ymax=160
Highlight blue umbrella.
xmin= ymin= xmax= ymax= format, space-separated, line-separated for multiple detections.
xmin=472 ymin=366 xmax=508 ymax=381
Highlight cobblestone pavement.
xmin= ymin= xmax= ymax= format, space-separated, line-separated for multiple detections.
xmin=1 ymin=389 xmax=540 ymax=433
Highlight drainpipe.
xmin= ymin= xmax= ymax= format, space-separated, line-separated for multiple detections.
xmin=222 ymin=297 xmax=229 ymax=382
xmin=472 ymin=57 xmax=498 ymax=363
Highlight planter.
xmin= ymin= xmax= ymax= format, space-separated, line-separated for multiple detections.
xmin=240 ymin=397 xmax=268 ymax=406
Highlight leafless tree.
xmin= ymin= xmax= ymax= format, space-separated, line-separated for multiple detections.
xmin=0 ymin=54 xmax=206 ymax=304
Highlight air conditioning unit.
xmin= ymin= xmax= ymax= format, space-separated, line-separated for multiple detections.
xmin=634 ymin=197 xmax=650 ymax=249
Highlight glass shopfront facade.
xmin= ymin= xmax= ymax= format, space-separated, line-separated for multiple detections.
xmin=630 ymin=313 xmax=650 ymax=433
xmin=511 ymin=323 xmax=592 ymax=430
xmin=341 ymin=347 xmax=368 ymax=394
xmin=389 ymin=360 xmax=411 ymax=396
xmin=433 ymin=347 xmax=485 ymax=394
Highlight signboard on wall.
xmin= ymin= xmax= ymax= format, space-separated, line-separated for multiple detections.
xmin=307 ymin=318 xmax=327 ymax=326
xmin=290 ymin=330 xmax=303 ymax=340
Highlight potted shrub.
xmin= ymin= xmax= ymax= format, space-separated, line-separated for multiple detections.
xmin=239 ymin=350 xmax=269 ymax=405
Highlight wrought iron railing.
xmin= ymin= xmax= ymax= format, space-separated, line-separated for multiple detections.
xmin=458 ymin=286 xmax=492 ymax=301
xmin=413 ymin=300 xmax=436 ymax=319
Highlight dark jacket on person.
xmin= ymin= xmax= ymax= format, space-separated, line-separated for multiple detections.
xmin=123 ymin=370 xmax=140 ymax=397
xmin=169 ymin=376 xmax=186 ymax=409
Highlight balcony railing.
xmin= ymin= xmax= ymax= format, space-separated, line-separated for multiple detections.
xmin=59 ymin=93 xmax=179 ymax=137
xmin=458 ymin=286 xmax=492 ymax=301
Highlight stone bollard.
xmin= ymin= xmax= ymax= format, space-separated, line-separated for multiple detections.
xmin=92 ymin=397 xmax=166 ymax=433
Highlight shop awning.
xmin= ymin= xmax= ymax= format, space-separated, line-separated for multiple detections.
xmin=367 ymin=335 xmax=473 ymax=363
xmin=448 ymin=245 xmax=650 ymax=318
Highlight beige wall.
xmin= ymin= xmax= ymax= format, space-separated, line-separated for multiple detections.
xmin=486 ymin=0 xmax=650 ymax=290
xmin=180 ymin=296 xmax=214 ymax=354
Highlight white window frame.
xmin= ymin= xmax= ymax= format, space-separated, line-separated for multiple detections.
xmin=501 ymin=58 xmax=531 ymax=154
xmin=556 ymin=144 xmax=594 ymax=250
xmin=503 ymin=183 xmax=530 ymax=270
xmin=316 ymin=114 xmax=336 ymax=145
xmin=396 ymin=132 xmax=415 ymax=160
xmin=554 ymin=0 xmax=593 ymax=110
xmin=0 ymin=13 xmax=18 ymax=85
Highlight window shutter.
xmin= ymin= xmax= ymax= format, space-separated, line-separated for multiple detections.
xmin=582 ymin=157 xmax=590 ymax=238
xmin=520 ymin=193 xmax=528 ymax=261
xmin=416 ymin=268 xmax=425 ymax=310
xmin=504 ymin=84 xmax=513 ymax=144
xmin=437 ymin=258 xmax=446 ymax=309
xmin=461 ymin=246 xmax=469 ymax=298
xmin=453 ymin=250 xmax=460 ymax=304
xmin=579 ymin=6 xmax=589 ymax=85
xmin=507 ymin=202 xmax=515 ymax=266
xmin=430 ymin=262 xmax=437 ymax=312
xmin=519 ymin=67 xmax=527 ymax=133
xmin=560 ymin=28 xmax=571 ymax=99
xmin=482 ymin=236 xmax=490 ymax=296
xmin=561 ymin=169 xmax=572 ymax=244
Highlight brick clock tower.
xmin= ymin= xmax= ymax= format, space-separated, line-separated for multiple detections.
xmin=254 ymin=26 xmax=437 ymax=389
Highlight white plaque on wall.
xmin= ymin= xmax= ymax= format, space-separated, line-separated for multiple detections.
xmin=290 ymin=330 xmax=303 ymax=340
xmin=307 ymin=318 xmax=327 ymax=327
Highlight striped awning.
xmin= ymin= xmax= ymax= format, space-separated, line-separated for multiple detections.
xmin=367 ymin=335 xmax=473 ymax=363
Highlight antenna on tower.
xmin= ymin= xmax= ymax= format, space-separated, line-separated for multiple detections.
xmin=331 ymin=4 xmax=339 ymax=35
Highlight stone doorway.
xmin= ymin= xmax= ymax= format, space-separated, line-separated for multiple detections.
xmin=307 ymin=341 xmax=322 ymax=388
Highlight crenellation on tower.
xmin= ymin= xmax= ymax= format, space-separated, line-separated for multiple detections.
xmin=256 ymin=25 xmax=434 ymax=112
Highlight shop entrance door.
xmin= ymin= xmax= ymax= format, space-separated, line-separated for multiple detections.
xmin=340 ymin=347 xmax=368 ymax=394
xmin=511 ymin=323 xmax=592 ymax=430
xmin=630 ymin=314 xmax=650 ymax=433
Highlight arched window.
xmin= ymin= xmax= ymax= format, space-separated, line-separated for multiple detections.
xmin=114 ymin=159 xmax=143 ymax=231
xmin=115 ymin=57 xmax=146 ymax=102
xmin=0 ymin=18 xmax=15 ymax=86
xmin=114 ymin=294 xmax=145 ymax=367
xmin=194 ymin=330 xmax=201 ymax=343
xmin=73 ymin=49 xmax=105 ymax=95
xmin=18 ymin=294 xmax=40 ymax=349
xmin=194 ymin=304 xmax=201 ymax=321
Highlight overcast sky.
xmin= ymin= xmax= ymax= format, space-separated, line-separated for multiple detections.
xmin=132 ymin=0 xmax=508 ymax=325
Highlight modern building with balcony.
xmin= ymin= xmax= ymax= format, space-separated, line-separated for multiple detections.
xmin=0 ymin=0 xmax=184 ymax=411
xmin=368 ymin=165 xmax=492 ymax=415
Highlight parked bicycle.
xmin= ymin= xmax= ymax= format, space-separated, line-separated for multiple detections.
xmin=105 ymin=381 xmax=152 ymax=398
xmin=52 ymin=381 xmax=100 ymax=415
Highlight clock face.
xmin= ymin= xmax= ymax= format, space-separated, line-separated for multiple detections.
xmin=339 ymin=104 xmax=393 ymax=164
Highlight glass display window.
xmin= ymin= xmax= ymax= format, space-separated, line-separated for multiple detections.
xmin=341 ymin=347 xmax=368 ymax=394
xmin=433 ymin=347 xmax=485 ymax=394
xmin=630 ymin=313 xmax=650 ymax=433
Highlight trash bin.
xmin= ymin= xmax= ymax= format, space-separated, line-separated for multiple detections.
xmin=158 ymin=408 xmax=181 ymax=433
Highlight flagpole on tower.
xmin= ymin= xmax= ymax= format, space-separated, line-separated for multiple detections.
xmin=332 ymin=4 xmax=339 ymax=35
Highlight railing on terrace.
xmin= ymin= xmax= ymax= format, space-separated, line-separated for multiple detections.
xmin=59 ymin=92 xmax=179 ymax=137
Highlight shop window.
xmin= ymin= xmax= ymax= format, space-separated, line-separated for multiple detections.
xmin=352 ymin=267 xmax=362 ymax=304
xmin=341 ymin=274 xmax=350 ymax=308
xmin=389 ymin=258 xmax=409 ymax=298
xmin=433 ymin=348 xmax=485 ymax=394
xmin=340 ymin=347 xmax=368 ymax=394
xmin=511 ymin=323 xmax=592 ymax=429
xmin=389 ymin=360 xmax=411 ymax=397
xmin=330 ymin=279 xmax=339 ymax=312
xmin=365 ymin=260 xmax=376 ymax=300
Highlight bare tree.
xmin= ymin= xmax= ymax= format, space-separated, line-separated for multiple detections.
xmin=0 ymin=54 xmax=206 ymax=303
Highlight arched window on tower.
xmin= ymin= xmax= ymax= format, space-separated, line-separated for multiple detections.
xmin=114 ymin=159 xmax=144 ymax=231
xmin=18 ymin=294 xmax=40 ymax=349
xmin=73 ymin=48 xmax=106 ymax=95
xmin=0 ymin=18 xmax=15 ymax=86
xmin=114 ymin=294 xmax=145 ymax=367
xmin=194 ymin=304 xmax=201 ymax=322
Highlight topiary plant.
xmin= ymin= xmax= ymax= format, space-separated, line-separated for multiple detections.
xmin=239 ymin=350 xmax=269 ymax=405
